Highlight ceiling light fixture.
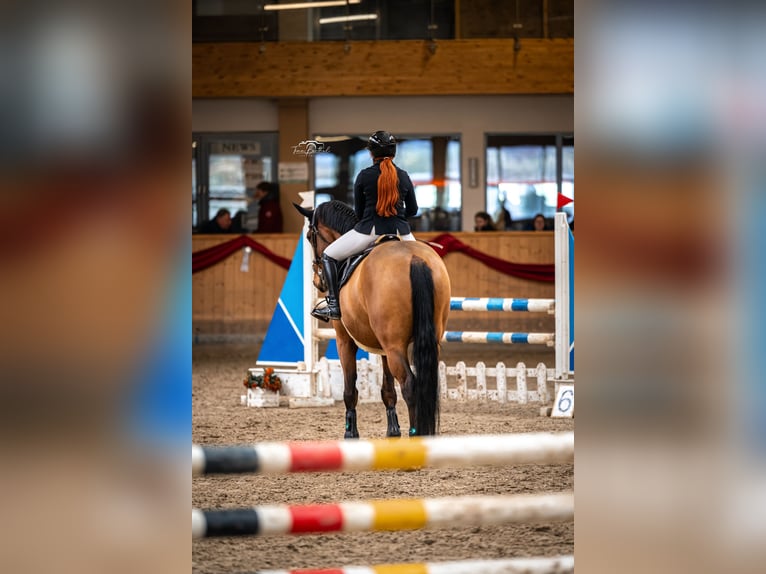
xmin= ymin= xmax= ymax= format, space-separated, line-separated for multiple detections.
xmin=318 ymin=13 xmax=378 ymax=24
xmin=264 ymin=0 xmax=361 ymax=11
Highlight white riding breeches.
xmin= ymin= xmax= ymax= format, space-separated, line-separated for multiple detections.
xmin=324 ymin=227 xmax=416 ymax=261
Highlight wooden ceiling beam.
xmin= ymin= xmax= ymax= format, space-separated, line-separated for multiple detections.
xmin=193 ymin=39 xmax=573 ymax=98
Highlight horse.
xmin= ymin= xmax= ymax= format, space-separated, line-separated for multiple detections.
xmin=294 ymin=200 xmax=451 ymax=438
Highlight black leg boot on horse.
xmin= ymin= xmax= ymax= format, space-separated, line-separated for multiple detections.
xmin=344 ymin=409 xmax=359 ymax=439
xmin=311 ymin=254 xmax=342 ymax=322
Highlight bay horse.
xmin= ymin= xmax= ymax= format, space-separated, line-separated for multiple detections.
xmin=295 ymin=201 xmax=451 ymax=438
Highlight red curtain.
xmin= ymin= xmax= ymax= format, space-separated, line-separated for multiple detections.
xmin=192 ymin=233 xmax=554 ymax=282
xmin=428 ymin=233 xmax=554 ymax=282
xmin=192 ymin=235 xmax=291 ymax=274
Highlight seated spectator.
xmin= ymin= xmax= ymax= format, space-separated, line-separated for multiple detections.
xmin=198 ymin=208 xmax=234 ymax=234
xmin=430 ymin=207 xmax=451 ymax=231
xmin=474 ymin=211 xmax=496 ymax=231
xmin=500 ymin=207 xmax=513 ymax=230
xmin=532 ymin=213 xmax=547 ymax=231
xmin=230 ymin=210 xmax=248 ymax=234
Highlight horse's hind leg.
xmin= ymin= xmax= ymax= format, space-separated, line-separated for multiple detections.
xmin=336 ymin=331 xmax=360 ymax=439
xmin=385 ymin=349 xmax=418 ymax=437
xmin=380 ymin=356 xmax=401 ymax=437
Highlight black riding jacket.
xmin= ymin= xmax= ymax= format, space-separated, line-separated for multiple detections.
xmin=352 ymin=160 xmax=418 ymax=235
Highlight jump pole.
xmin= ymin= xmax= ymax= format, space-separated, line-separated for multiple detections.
xmin=192 ymin=431 xmax=574 ymax=476
xmin=192 ymin=492 xmax=574 ymax=539
xmin=256 ymin=555 xmax=575 ymax=574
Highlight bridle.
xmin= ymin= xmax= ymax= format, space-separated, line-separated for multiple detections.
xmin=306 ymin=210 xmax=333 ymax=292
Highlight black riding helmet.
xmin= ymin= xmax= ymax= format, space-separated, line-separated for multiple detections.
xmin=367 ymin=130 xmax=397 ymax=158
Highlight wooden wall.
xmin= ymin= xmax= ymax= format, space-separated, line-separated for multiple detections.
xmin=192 ymin=232 xmax=556 ymax=341
xmin=192 ymin=39 xmax=573 ymax=98
xmin=192 ymin=233 xmax=295 ymax=340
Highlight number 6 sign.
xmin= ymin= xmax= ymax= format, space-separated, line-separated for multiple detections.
xmin=552 ymin=384 xmax=574 ymax=418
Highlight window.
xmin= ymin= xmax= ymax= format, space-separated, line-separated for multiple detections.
xmin=314 ymin=153 xmax=340 ymax=189
xmin=193 ymin=0 xmax=572 ymax=43
xmin=317 ymin=0 xmax=454 ymax=41
xmin=486 ymin=134 xmax=574 ymax=230
xmin=192 ymin=133 xmax=278 ymax=231
xmin=193 ymin=0 xmax=279 ymax=42
xmin=311 ymin=134 xmax=462 ymax=231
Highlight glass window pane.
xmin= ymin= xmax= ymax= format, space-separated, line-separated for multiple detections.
xmin=315 ymin=153 xmax=339 ymax=189
xmin=447 ymin=182 xmax=462 ymax=209
xmin=414 ymin=184 xmax=437 ymax=211
xmin=208 ymin=154 xmax=246 ymax=198
xmin=194 ymin=133 xmax=277 ymax=227
xmin=498 ymin=182 xmax=557 ymax=221
xmin=446 ymin=140 xmax=461 ymax=180
xmin=486 ymin=147 xmax=499 ymax=184
xmin=544 ymin=145 xmax=557 ymax=181
xmin=500 ymin=146 xmax=546 ymax=182
xmin=562 ymin=145 xmax=574 ymax=181
xmin=207 ymin=148 xmax=272 ymax=220
xmin=486 ymin=135 xmax=572 ymax=227
xmin=350 ymin=149 xmax=370 ymax=186
xmin=196 ymin=0 xmax=262 ymax=16
xmin=396 ymin=140 xmax=432 ymax=184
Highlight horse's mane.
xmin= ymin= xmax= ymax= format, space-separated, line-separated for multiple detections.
xmin=315 ymin=200 xmax=358 ymax=234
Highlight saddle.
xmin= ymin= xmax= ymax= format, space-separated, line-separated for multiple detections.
xmin=338 ymin=234 xmax=401 ymax=289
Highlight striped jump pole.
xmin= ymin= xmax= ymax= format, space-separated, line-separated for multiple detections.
xmin=316 ymin=329 xmax=574 ymax=347
xmin=442 ymin=332 xmax=554 ymax=345
xmin=192 ymin=432 xmax=574 ymax=476
xmin=317 ymin=329 xmax=555 ymax=345
xmin=257 ymin=555 xmax=575 ymax=574
xmin=192 ymin=492 xmax=574 ymax=539
xmin=450 ymin=297 xmax=555 ymax=314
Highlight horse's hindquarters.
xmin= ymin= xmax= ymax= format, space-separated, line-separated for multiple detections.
xmin=339 ymin=241 xmax=450 ymax=354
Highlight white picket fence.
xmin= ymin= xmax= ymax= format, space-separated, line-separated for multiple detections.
xmin=439 ymin=361 xmax=549 ymax=403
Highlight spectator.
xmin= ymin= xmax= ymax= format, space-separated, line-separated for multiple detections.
xmin=532 ymin=213 xmax=547 ymax=231
xmin=198 ymin=208 xmax=233 ymax=234
xmin=474 ymin=211 xmax=496 ymax=231
xmin=499 ymin=207 xmax=513 ymax=230
xmin=230 ymin=210 xmax=248 ymax=233
xmin=246 ymin=181 xmax=283 ymax=233
xmin=430 ymin=207 xmax=451 ymax=231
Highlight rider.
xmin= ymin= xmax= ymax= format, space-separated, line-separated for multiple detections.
xmin=312 ymin=130 xmax=418 ymax=322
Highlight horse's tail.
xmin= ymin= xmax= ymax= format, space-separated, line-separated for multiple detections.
xmin=410 ymin=256 xmax=440 ymax=435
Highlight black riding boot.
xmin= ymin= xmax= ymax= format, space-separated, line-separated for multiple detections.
xmin=311 ymin=254 xmax=341 ymax=322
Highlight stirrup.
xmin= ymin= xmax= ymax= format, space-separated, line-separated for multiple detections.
xmin=311 ymin=301 xmax=340 ymax=322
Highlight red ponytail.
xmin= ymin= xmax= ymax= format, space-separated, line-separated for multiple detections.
xmin=376 ymin=157 xmax=399 ymax=217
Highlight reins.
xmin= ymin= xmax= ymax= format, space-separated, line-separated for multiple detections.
xmin=307 ymin=209 xmax=333 ymax=290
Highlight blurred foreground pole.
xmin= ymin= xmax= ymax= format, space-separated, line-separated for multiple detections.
xmin=0 ymin=1 xmax=189 ymax=573
xmin=576 ymin=2 xmax=766 ymax=573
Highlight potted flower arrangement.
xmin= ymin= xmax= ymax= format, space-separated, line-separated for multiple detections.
xmin=242 ymin=368 xmax=282 ymax=407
